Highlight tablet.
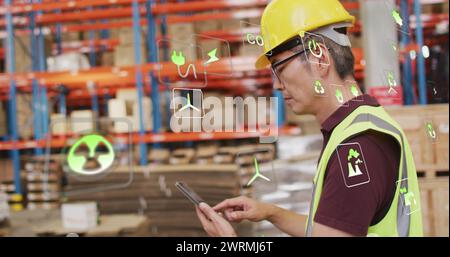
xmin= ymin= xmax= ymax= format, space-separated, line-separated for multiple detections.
xmin=175 ymin=181 xmax=205 ymax=205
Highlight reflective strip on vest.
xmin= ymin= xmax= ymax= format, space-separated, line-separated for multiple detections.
xmin=306 ymin=113 xmax=411 ymax=237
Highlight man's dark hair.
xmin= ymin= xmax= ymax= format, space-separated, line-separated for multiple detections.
xmin=322 ymin=36 xmax=355 ymax=79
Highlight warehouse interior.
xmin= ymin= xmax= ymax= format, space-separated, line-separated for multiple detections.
xmin=0 ymin=0 xmax=448 ymax=237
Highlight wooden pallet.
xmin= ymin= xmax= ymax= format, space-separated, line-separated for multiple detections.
xmin=416 ymin=163 xmax=449 ymax=179
xmin=23 ymin=157 xmax=62 ymax=211
xmin=419 ymin=176 xmax=449 ymax=237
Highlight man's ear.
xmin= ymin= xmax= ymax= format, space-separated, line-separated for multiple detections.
xmin=309 ymin=43 xmax=331 ymax=78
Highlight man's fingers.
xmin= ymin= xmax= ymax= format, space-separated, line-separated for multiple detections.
xmin=199 ymin=202 xmax=219 ymax=220
xmin=198 ymin=203 xmax=237 ymax=237
xmin=224 ymin=209 xmax=244 ymax=223
xmin=229 ymin=210 xmax=248 ymax=221
xmin=213 ymin=197 xmax=245 ymax=211
xmin=196 ymin=207 xmax=216 ymax=236
xmin=224 ymin=209 xmax=234 ymax=221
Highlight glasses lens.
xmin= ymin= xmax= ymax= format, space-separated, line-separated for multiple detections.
xmin=271 ymin=67 xmax=283 ymax=84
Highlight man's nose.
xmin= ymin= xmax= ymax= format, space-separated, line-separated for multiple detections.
xmin=273 ymin=79 xmax=283 ymax=91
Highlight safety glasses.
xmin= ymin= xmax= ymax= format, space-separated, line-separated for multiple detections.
xmin=270 ymin=49 xmax=306 ymax=85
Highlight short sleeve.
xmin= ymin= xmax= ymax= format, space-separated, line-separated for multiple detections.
xmin=313 ymin=132 xmax=399 ymax=236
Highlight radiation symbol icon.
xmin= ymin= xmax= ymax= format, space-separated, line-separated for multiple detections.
xmin=67 ymin=134 xmax=115 ymax=176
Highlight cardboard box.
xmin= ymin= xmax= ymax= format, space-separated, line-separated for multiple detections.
xmin=0 ymin=192 xmax=9 ymax=222
xmin=108 ymin=99 xmax=133 ymax=133
xmin=194 ymin=19 xmax=219 ymax=33
xmin=220 ymin=20 xmax=242 ymax=30
xmin=17 ymin=94 xmax=34 ymax=140
xmin=148 ymin=149 xmax=170 ymax=164
xmin=167 ymin=23 xmax=197 ymax=61
xmin=111 ymin=91 xmax=152 ymax=132
xmin=116 ymin=27 xmax=146 ymax=45
xmin=169 ymin=149 xmax=196 ymax=165
xmin=434 ymin=113 xmax=449 ymax=166
xmin=50 ymin=114 xmax=71 ymax=135
xmin=0 ymin=160 xmax=14 ymax=182
xmin=113 ymin=43 xmax=146 ymax=67
xmin=101 ymin=52 xmax=114 ymax=66
xmin=0 ymin=103 xmax=6 ymax=136
xmin=132 ymin=97 xmax=153 ymax=132
xmin=61 ymin=202 xmax=98 ymax=231
xmin=6 ymin=35 xmax=32 ymax=73
xmin=47 ymin=52 xmax=91 ymax=72
xmin=70 ymin=110 xmax=94 ymax=134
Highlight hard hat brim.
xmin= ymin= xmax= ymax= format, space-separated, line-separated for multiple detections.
xmin=255 ymin=53 xmax=271 ymax=69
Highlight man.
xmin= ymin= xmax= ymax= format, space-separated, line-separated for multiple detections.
xmin=195 ymin=0 xmax=423 ymax=237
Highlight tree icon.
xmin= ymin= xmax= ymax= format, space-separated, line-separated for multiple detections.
xmin=347 ymin=148 xmax=363 ymax=177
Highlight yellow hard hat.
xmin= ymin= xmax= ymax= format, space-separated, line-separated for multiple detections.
xmin=255 ymin=0 xmax=355 ymax=69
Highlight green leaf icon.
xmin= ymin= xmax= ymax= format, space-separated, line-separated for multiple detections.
xmin=351 ymin=85 xmax=359 ymax=97
xmin=335 ymin=89 xmax=343 ymax=103
xmin=392 ymin=10 xmax=403 ymax=26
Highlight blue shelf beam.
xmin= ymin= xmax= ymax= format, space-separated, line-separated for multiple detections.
xmin=414 ymin=0 xmax=427 ymax=105
xmin=5 ymin=0 xmax=22 ymax=194
xmin=145 ymin=0 xmax=162 ymax=149
xmin=133 ymin=0 xmax=149 ymax=165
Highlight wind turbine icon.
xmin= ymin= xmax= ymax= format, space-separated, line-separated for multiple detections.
xmin=178 ymin=93 xmax=200 ymax=113
xmin=246 ymin=157 xmax=271 ymax=186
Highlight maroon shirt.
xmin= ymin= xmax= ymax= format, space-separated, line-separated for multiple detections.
xmin=314 ymin=94 xmax=400 ymax=236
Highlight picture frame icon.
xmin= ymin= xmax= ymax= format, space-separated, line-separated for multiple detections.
xmin=396 ymin=178 xmax=420 ymax=216
xmin=191 ymin=34 xmax=234 ymax=77
xmin=236 ymin=147 xmax=276 ymax=191
xmin=424 ymin=120 xmax=438 ymax=144
xmin=346 ymin=80 xmax=363 ymax=102
xmin=380 ymin=69 xmax=403 ymax=101
xmin=383 ymin=0 xmax=411 ymax=36
xmin=172 ymin=88 xmax=205 ymax=119
xmin=331 ymin=84 xmax=350 ymax=107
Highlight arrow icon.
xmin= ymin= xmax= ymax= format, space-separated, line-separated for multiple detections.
xmin=205 ymin=48 xmax=219 ymax=65
xmin=392 ymin=10 xmax=403 ymax=27
xmin=388 ymin=87 xmax=397 ymax=95
xmin=246 ymin=157 xmax=271 ymax=186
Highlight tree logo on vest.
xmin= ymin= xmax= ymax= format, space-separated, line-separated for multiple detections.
xmin=336 ymin=142 xmax=371 ymax=188
xmin=347 ymin=148 xmax=363 ymax=177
